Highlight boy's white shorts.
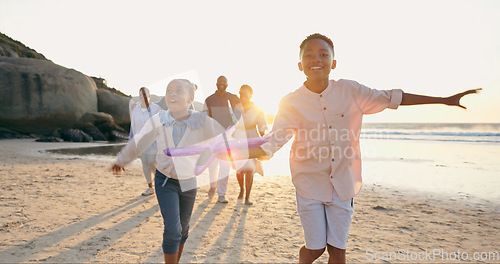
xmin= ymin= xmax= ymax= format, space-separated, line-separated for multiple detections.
xmin=296 ymin=190 xmax=354 ymax=250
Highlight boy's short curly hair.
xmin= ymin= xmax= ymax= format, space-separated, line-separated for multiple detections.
xmin=299 ymin=33 xmax=334 ymax=56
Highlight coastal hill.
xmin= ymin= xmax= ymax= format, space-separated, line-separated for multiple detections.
xmin=0 ymin=32 xmax=128 ymax=98
xmin=0 ymin=32 xmax=131 ymax=142
xmin=0 ymin=32 xmax=47 ymax=60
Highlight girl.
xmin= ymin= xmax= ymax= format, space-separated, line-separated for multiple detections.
xmin=112 ymin=79 xmax=223 ymax=263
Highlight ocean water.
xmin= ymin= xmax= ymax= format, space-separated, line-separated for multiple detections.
xmin=49 ymin=123 xmax=500 ymax=203
xmin=360 ymin=123 xmax=500 ymax=144
xmin=264 ymin=123 xmax=500 ymax=204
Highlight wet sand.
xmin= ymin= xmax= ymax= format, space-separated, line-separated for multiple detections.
xmin=0 ymin=139 xmax=499 ymax=263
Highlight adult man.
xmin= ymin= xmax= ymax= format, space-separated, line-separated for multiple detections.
xmin=204 ymin=76 xmax=241 ymax=203
xmin=129 ymin=87 xmax=162 ymax=196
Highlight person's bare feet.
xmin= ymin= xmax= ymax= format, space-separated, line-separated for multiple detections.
xmin=238 ymin=189 xmax=244 ymax=199
xmin=245 ymin=199 xmax=253 ymax=205
xmin=207 ymin=187 xmax=216 ymax=198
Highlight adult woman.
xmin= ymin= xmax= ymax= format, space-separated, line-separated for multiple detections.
xmin=233 ymin=84 xmax=268 ymax=205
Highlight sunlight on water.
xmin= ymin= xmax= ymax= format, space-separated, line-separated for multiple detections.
xmin=361 ymin=123 xmax=500 ymax=143
xmin=47 ymin=123 xmax=499 ymax=203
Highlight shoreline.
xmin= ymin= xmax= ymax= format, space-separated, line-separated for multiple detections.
xmin=1 ymin=139 xmax=499 ymax=263
xmin=5 ymin=138 xmax=499 ymax=207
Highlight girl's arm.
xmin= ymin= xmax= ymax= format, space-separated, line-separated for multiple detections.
xmin=401 ymin=88 xmax=481 ymax=109
xmin=112 ymin=115 xmax=160 ymax=173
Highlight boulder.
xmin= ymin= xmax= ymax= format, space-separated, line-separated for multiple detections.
xmin=35 ymin=136 xmax=62 ymax=142
xmin=96 ymin=121 xmax=129 ymax=142
xmin=0 ymin=127 xmax=32 ymax=139
xmin=96 ymin=88 xmax=131 ymax=130
xmin=110 ymin=130 xmax=129 ymax=142
xmin=58 ymin=128 xmax=93 ymax=142
xmin=77 ymin=122 xmax=107 ymax=141
xmin=0 ymin=57 xmax=98 ymax=135
xmin=77 ymin=112 xmax=114 ymax=126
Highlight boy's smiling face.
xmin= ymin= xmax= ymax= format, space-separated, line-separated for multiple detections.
xmin=298 ymin=38 xmax=336 ymax=81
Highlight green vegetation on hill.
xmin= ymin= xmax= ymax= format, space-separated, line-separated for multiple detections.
xmin=91 ymin=77 xmax=130 ymax=97
xmin=0 ymin=32 xmax=130 ymax=98
xmin=0 ymin=32 xmax=47 ymax=60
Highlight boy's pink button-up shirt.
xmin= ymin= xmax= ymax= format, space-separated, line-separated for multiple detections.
xmin=260 ymin=79 xmax=402 ymax=202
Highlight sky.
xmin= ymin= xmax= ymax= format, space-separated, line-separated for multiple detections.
xmin=1 ymin=0 xmax=499 ymax=123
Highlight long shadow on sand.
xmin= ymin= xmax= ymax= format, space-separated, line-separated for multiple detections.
xmin=0 ymin=195 xmax=155 ymax=262
xmin=204 ymin=199 xmax=248 ymax=263
xmin=218 ymin=201 xmax=248 ymax=263
xmin=142 ymin=197 xmax=225 ymax=263
xmin=142 ymin=198 xmax=249 ymax=263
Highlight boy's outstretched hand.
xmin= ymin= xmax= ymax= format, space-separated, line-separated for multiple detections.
xmin=401 ymin=88 xmax=482 ymax=108
xmin=445 ymin=88 xmax=482 ymax=109
xmin=111 ymin=164 xmax=125 ymax=174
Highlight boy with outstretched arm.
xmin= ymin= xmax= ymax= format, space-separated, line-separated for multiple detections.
xmin=222 ymin=33 xmax=480 ymax=264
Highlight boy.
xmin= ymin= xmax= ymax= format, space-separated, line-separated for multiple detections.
xmin=224 ymin=33 xmax=480 ymax=263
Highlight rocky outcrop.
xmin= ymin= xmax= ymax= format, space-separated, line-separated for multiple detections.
xmin=77 ymin=112 xmax=114 ymax=126
xmin=77 ymin=122 xmax=107 ymax=141
xmin=0 ymin=57 xmax=98 ymax=135
xmin=92 ymin=77 xmax=128 ymax=97
xmin=0 ymin=32 xmax=47 ymax=60
xmin=57 ymin=128 xmax=93 ymax=142
xmin=96 ymin=88 xmax=131 ymax=130
xmin=0 ymin=32 xmax=132 ymax=142
xmin=75 ymin=113 xmax=127 ymax=142
xmin=35 ymin=136 xmax=62 ymax=142
xmin=96 ymin=121 xmax=129 ymax=141
xmin=0 ymin=127 xmax=32 ymax=139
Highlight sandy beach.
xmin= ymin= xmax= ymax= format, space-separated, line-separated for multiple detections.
xmin=1 ymin=139 xmax=499 ymax=263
